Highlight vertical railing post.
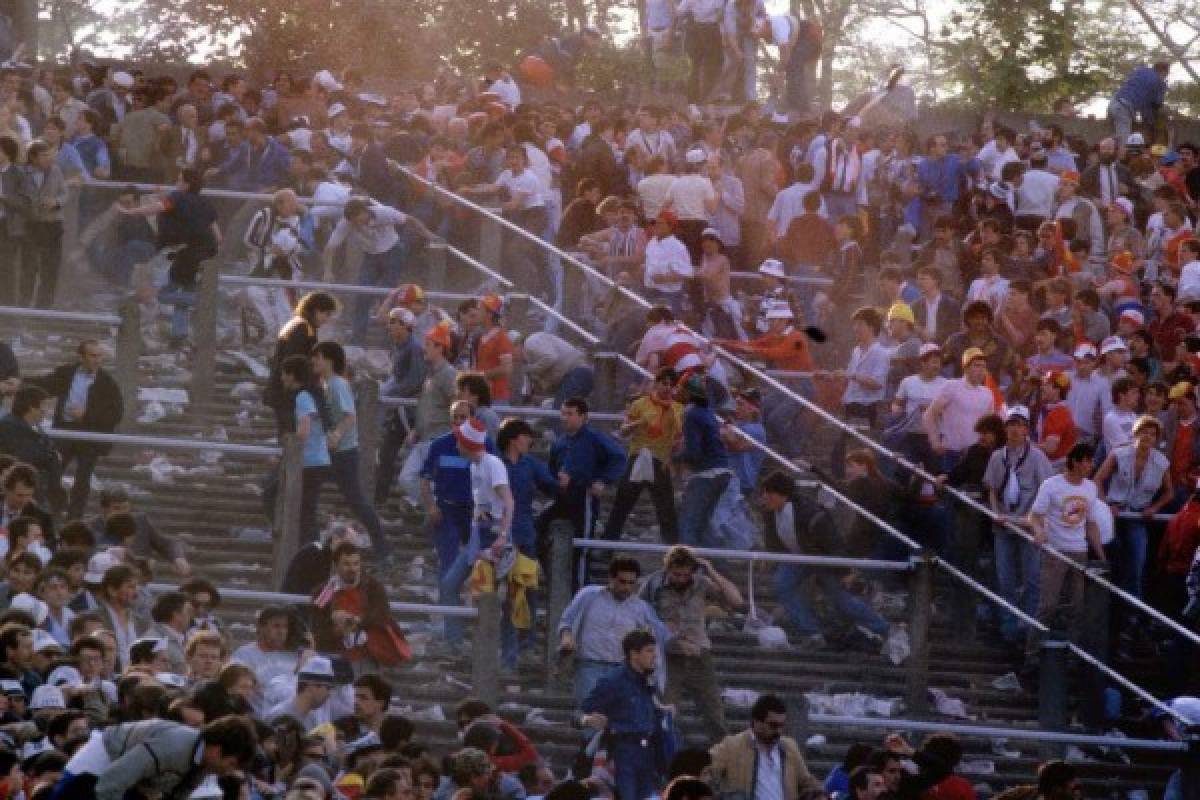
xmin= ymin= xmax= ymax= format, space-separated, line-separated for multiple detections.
xmin=272 ymin=434 xmax=304 ymax=590
xmin=189 ymin=259 xmax=220 ymax=408
xmin=425 ymin=242 xmax=448 ymax=293
xmin=787 ymin=694 xmax=810 ymax=751
xmin=355 ymin=378 xmax=381 ymax=501
xmin=592 ymin=352 xmax=619 ymax=411
xmin=1078 ymin=561 xmax=1112 ymax=730
xmin=114 ymin=300 xmax=142 ymax=433
xmin=57 ymin=183 xmax=83 ymax=307
xmin=1037 ymin=638 xmax=1069 ymax=759
xmin=544 ymin=519 xmax=575 ymax=691
xmin=480 ymin=211 xmax=503 ymax=272
xmin=472 ymin=591 xmax=502 ymax=707
xmin=905 ymin=553 xmax=934 ymax=715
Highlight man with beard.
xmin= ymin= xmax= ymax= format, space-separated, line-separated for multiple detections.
xmin=311 ymin=542 xmax=409 ymax=667
xmin=640 ymin=545 xmax=741 ymax=740
xmin=709 ymin=693 xmax=820 ymax=800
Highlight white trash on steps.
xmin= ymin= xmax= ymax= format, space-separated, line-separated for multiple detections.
xmin=884 ymin=624 xmax=911 ymax=665
xmin=804 ymin=692 xmax=904 ymax=717
xmin=721 ymin=689 xmax=760 ymax=708
xmin=928 ymin=688 xmax=973 ymax=719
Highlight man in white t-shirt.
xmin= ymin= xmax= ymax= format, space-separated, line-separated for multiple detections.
xmin=642 ymin=211 xmax=695 ymax=315
xmin=1025 ymin=442 xmax=1105 ymax=663
xmin=1066 ymin=343 xmax=1106 ymax=442
xmin=892 ymin=343 xmax=947 ymax=430
xmin=923 ymin=347 xmax=994 ymax=471
xmin=440 ymin=418 xmax=515 ymax=645
xmin=1102 ymin=376 xmax=1140 ymax=452
xmin=483 ymin=62 xmax=521 ymax=109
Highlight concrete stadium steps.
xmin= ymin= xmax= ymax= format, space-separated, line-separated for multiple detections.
xmin=3 ymin=320 xmax=1183 ymax=794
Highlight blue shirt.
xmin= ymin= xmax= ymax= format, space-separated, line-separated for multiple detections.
xmin=503 ymin=453 xmax=558 ymax=550
xmin=730 ymin=421 xmax=765 ymax=490
xmin=916 ymin=154 xmax=965 ymax=205
xmin=549 ymin=425 xmax=625 ymax=487
xmin=1115 ymin=66 xmax=1167 ymax=118
xmin=326 ymin=376 xmax=359 ymax=452
xmin=56 ymin=142 xmax=86 ymax=177
xmin=581 ymin=664 xmax=658 ymax=735
xmin=295 ymin=390 xmax=331 ymax=467
xmin=69 ymin=134 xmax=110 ymax=176
xmin=678 ymin=404 xmax=729 ymax=472
xmin=421 ymin=432 xmax=495 ymax=506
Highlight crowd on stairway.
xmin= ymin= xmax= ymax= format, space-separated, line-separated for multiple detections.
xmin=0 ymin=7 xmax=1198 ymax=798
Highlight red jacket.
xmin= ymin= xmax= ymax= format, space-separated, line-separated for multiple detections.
xmin=490 ymin=718 xmax=540 ymax=773
xmin=923 ymin=775 xmax=978 ymax=800
xmin=1159 ymin=498 xmax=1200 ymax=576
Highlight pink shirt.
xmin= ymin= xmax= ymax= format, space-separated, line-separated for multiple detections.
xmin=934 ymin=379 xmax=994 ymax=451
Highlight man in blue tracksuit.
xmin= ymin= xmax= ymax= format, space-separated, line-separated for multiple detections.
xmin=419 ymin=400 xmax=495 ymax=579
xmin=1108 ymin=62 xmax=1169 ymax=149
xmin=535 ymin=396 xmax=625 ymax=576
xmin=580 ymin=629 xmax=664 ymax=800
xmin=676 ymin=374 xmax=732 ymax=547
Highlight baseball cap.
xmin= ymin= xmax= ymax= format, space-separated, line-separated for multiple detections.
xmin=31 ymin=629 xmax=61 ymax=655
xmin=0 ymin=680 xmax=23 ymax=698
xmin=1072 ymin=342 xmax=1098 ymax=359
xmin=29 ymin=685 xmax=65 ymax=711
xmin=1169 ymin=381 xmax=1194 ymax=401
xmin=400 ymin=284 xmax=425 ymax=306
xmin=1005 ymin=405 xmax=1031 ymax=424
xmin=886 ymin=302 xmax=915 ymax=325
xmin=426 ymin=321 xmax=453 ymax=350
xmin=1119 ymin=309 xmax=1145 ymax=327
xmin=1126 ymin=132 xmax=1146 ymax=147
xmin=961 ymin=347 xmax=986 ymax=368
xmin=684 ymin=148 xmax=708 ymax=164
xmin=327 ymin=102 xmax=348 ymax=119
xmin=9 ymin=593 xmax=47 ymax=625
xmin=918 ymin=342 xmax=943 ymax=359
xmin=388 ymin=307 xmax=416 ymax=327
xmin=700 ymin=227 xmax=723 ymax=244
xmin=1110 ymin=197 xmax=1134 ymax=219
xmin=111 ymin=71 xmax=134 ymax=89
xmin=1110 ymin=250 xmax=1135 ymax=273
xmin=85 ymin=551 xmax=119 ymax=584
xmin=1043 ymin=370 xmax=1071 ymax=390
xmin=46 ymin=666 xmax=83 ymax=687
xmin=1099 ymin=335 xmax=1128 ymax=355
xmin=297 ymin=655 xmax=336 ymax=685
xmin=454 ymin=419 xmax=488 ymax=454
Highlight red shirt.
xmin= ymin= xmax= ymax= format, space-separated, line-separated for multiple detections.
xmin=1149 ymin=311 xmax=1195 ymax=362
xmin=1159 ymin=499 xmax=1200 ymax=576
xmin=1171 ymin=420 xmax=1196 ymax=488
xmin=1038 ymin=403 xmax=1076 ymax=461
xmin=476 ymin=327 xmax=514 ymax=401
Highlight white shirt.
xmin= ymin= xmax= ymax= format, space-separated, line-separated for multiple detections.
xmin=895 ymin=375 xmax=948 ymax=416
xmin=230 ymin=643 xmax=299 ymax=689
xmin=664 ymin=174 xmax=716 ymax=221
xmin=753 ymin=742 xmax=785 ymax=800
xmin=643 ymin=235 xmax=694 ymax=294
xmin=1017 ymin=169 xmax=1060 ymax=218
xmin=856 ymin=149 xmax=880 ymax=207
xmin=1102 ymin=409 xmax=1138 ymax=452
xmin=326 ymin=204 xmax=407 ymax=254
xmin=487 ymin=76 xmax=522 ymax=109
xmin=497 ymin=168 xmax=545 ymax=210
xmin=965 ymin=275 xmax=1010 ymax=313
xmin=638 ymin=174 xmax=677 ymax=220
xmin=1180 ymin=260 xmax=1200 ymax=299
xmin=1030 ymin=474 xmax=1097 ymax=552
xmin=626 ymin=128 xmax=677 ymax=163
xmin=522 ymin=143 xmax=553 ymax=194
xmin=1065 ymin=370 xmax=1107 ymax=436
xmin=471 ymin=453 xmax=510 ymax=522
xmin=767 ymin=181 xmax=826 ymax=237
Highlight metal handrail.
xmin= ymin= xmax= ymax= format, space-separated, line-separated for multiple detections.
xmin=0 ymin=306 xmax=121 ymax=325
xmin=397 ymin=166 xmax=1191 ymax=723
xmin=573 ymin=538 xmax=913 ymax=570
xmin=83 ymin=179 xmax=335 ymax=206
xmin=217 ymin=273 xmax=477 ymax=301
xmin=46 ymin=428 xmax=281 ymax=456
xmin=145 ymin=582 xmax=479 ymax=617
xmin=806 ymin=713 xmax=1189 ymax=752
xmin=376 ymin=395 xmax=624 ymax=423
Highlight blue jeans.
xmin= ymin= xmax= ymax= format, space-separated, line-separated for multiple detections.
xmin=993 ymin=527 xmax=1041 ymax=642
xmin=554 ymin=366 xmax=595 ymax=408
xmin=158 ymin=283 xmax=196 ymax=339
xmin=329 ymin=449 xmax=388 ymax=557
xmin=353 ymin=240 xmax=407 ymax=342
xmin=679 ymin=471 xmax=731 ymax=546
xmin=439 ymin=522 xmax=483 ymax=644
xmin=433 ymin=502 xmax=472 ymax=580
xmin=574 ymin=659 xmax=621 ymax=708
xmin=1114 ymin=516 xmax=1149 ymax=598
xmin=773 ymin=565 xmax=889 ymax=637
xmin=611 ymin=735 xmax=658 ymax=800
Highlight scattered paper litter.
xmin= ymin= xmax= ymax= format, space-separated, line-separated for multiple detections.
xmin=884 ymin=624 xmax=910 ymax=665
xmin=138 ymin=387 xmax=189 ymax=404
xmin=136 ymin=401 xmax=166 ymax=425
xmin=409 ymin=705 xmax=446 ymax=722
xmin=229 ymin=351 xmax=270 ymax=378
xmin=805 ymin=734 xmax=827 ymax=748
xmin=721 ymin=689 xmax=760 ymax=708
xmin=959 ymin=761 xmax=995 ymax=776
xmin=804 ymin=692 xmax=904 ymax=717
xmin=991 ymin=738 xmax=1020 ymax=758
xmin=929 ymin=688 xmax=972 ymax=719
xmin=757 ymin=626 xmax=789 ymax=650
xmin=1064 ymin=745 xmax=1094 ymax=763
xmin=525 ymin=708 xmax=549 ymax=725
xmin=991 ymin=672 xmax=1022 ymax=692
xmin=231 ymin=382 xmax=259 ymax=400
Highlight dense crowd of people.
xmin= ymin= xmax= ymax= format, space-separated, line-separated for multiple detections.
xmin=0 ymin=14 xmax=1195 ymax=800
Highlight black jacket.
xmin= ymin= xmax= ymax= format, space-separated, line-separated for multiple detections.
xmin=763 ymin=486 xmax=842 ymax=557
xmin=31 ymin=364 xmax=124 ymax=456
xmin=0 ymin=342 xmax=17 ymax=382
xmin=0 ymin=414 xmax=61 ymax=498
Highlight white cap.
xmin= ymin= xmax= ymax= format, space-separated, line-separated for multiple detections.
xmin=0 ymin=680 xmax=24 ymax=697
xmin=313 ymin=69 xmax=343 ymax=93
xmin=155 ymin=672 xmax=189 ymax=689
xmin=29 ymin=685 xmax=65 ymax=711
xmin=132 ymin=636 xmax=168 ymax=655
xmin=111 ymin=71 xmax=134 ymax=89
xmin=1100 ymin=335 xmax=1129 ymax=355
xmin=700 ymin=227 xmax=723 ymax=243
xmin=9 ymin=593 xmax=47 ymax=625
xmin=388 ymin=307 xmax=416 ymax=327
xmin=1126 ymin=132 xmax=1146 ymax=147
xmin=764 ymin=302 xmax=794 ymax=320
xmin=85 ymin=551 xmax=119 ymax=584
xmin=674 ymin=352 xmax=704 ymax=372
xmin=1119 ymin=308 xmax=1145 ymax=327
xmin=918 ymin=342 xmax=943 ymax=359
xmin=1072 ymin=342 xmax=1098 ymax=359
xmin=1005 ymin=404 xmax=1031 ymax=424
xmin=1111 ymin=197 xmax=1134 ymax=218
xmin=297 ymin=655 xmax=336 ymax=684
xmin=46 ymin=666 xmax=83 ymax=687
xmin=31 ymin=629 xmax=61 ymax=654
xmin=684 ymin=148 xmax=708 ymax=164
xmin=758 ymin=259 xmax=786 ymax=278
xmin=327 ymin=102 xmax=348 ymax=119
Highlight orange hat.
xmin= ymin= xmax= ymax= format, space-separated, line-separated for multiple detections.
xmin=427 ymin=321 xmax=453 ymax=350
xmin=480 ymin=294 xmax=504 ymax=315
xmin=335 ymin=773 xmax=365 ymax=800
xmin=656 ymin=210 xmax=678 ymax=228
xmin=1060 ymin=170 xmax=1081 ymax=185
xmin=1111 ymin=251 xmax=1134 ymax=273
xmin=400 ymin=284 xmax=425 ymax=306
